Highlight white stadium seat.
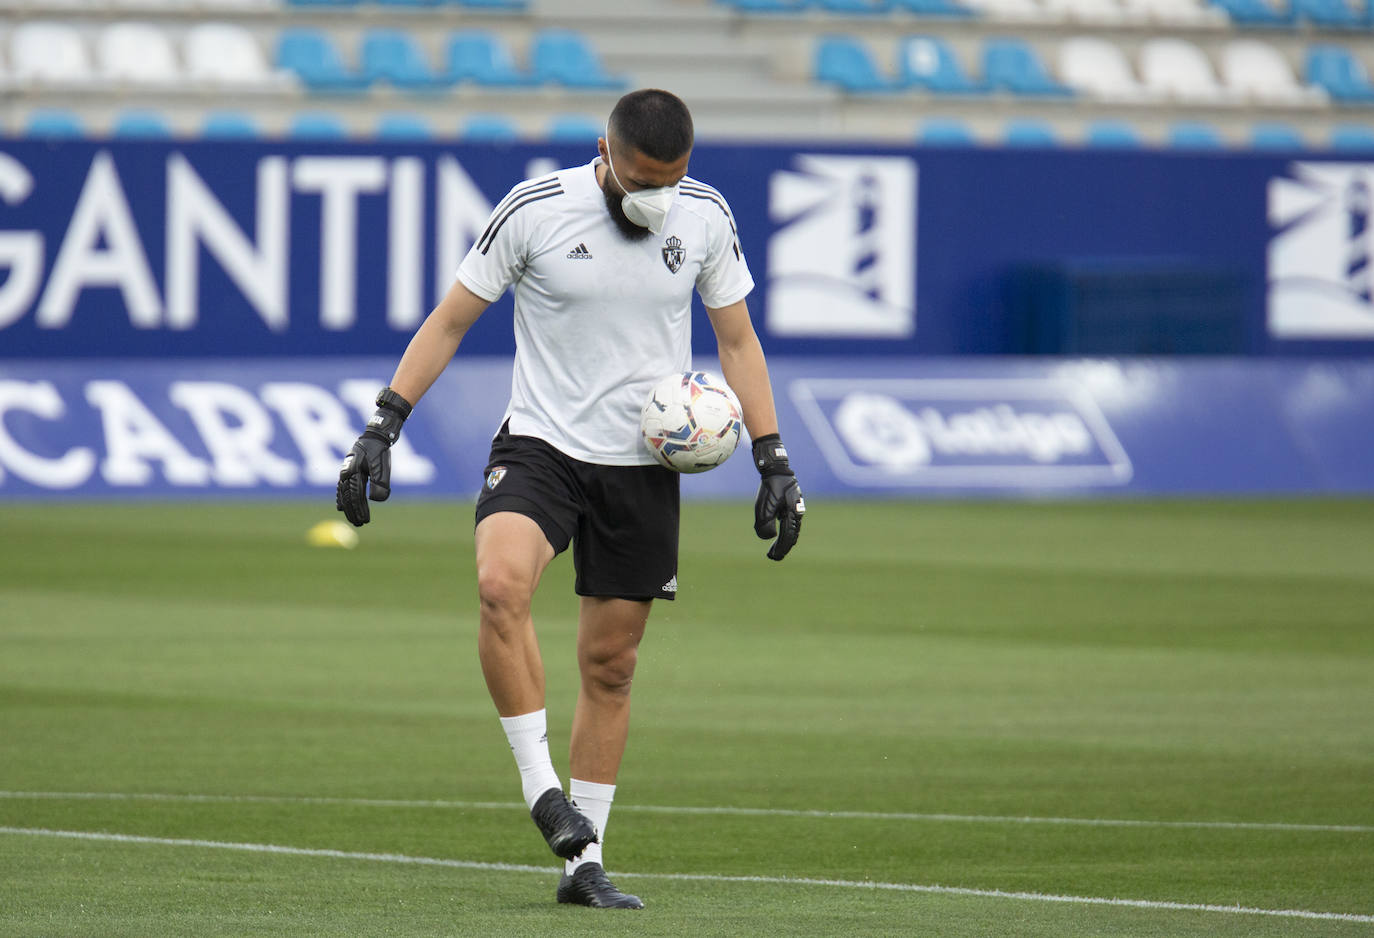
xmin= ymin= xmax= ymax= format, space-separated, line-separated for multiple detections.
xmin=1221 ymin=39 xmax=1328 ymax=106
xmin=1041 ymin=0 xmax=1127 ymax=24
xmin=185 ymin=23 xmax=295 ymax=89
xmin=1059 ymin=36 xmax=1157 ymax=103
xmin=961 ymin=0 xmax=1048 ymax=22
xmin=11 ymin=22 xmax=95 ymax=86
xmin=97 ymin=23 xmax=181 ymax=86
xmin=1139 ymin=38 xmax=1239 ymax=105
xmin=1118 ymin=0 xmax=1228 ymax=24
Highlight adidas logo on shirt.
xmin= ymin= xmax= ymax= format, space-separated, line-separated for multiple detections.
xmin=566 ymin=243 xmax=594 ymax=259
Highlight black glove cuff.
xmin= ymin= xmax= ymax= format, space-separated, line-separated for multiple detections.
xmin=365 ymin=407 xmax=406 ymax=445
xmin=375 ymin=387 xmax=413 ymax=420
xmin=751 ymin=434 xmax=792 ymax=477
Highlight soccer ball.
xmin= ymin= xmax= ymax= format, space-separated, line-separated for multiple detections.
xmin=640 ymin=371 xmax=744 ymax=473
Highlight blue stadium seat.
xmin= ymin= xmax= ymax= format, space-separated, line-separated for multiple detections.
xmin=462 ymin=114 xmax=520 ymax=141
xmin=893 ymin=0 xmax=976 ymax=14
xmin=446 ymin=31 xmax=535 ymax=86
xmin=1305 ymin=45 xmax=1374 ymax=103
xmin=1168 ymin=121 xmax=1225 ymax=148
xmin=1329 ymin=124 xmax=1374 ymax=149
xmin=1085 ymin=121 xmax=1143 ymax=147
xmin=1207 ymin=0 xmax=1292 ymax=25
xmin=449 ymin=0 xmax=529 ymax=7
xmin=201 ymin=112 xmax=262 ymax=139
xmin=360 ymin=29 xmax=447 ymax=89
xmin=982 ymin=38 xmax=1073 ymax=97
xmin=1003 ymin=119 xmax=1059 ymax=146
xmin=719 ymin=0 xmax=811 ymax=10
xmin=1293 ymin=0 xmax=1362 ymax=27
xmin=376 ymin=113 xmax=436 ymax=139
xmin=1249 ymin=122 xmax=1307 ymax=148
xmin=918 ymin=118 xmax=977 ymax=145
xmin=900 ymin=36 xmax=985 ymax=93
xmin=529 ymin=30 xmax=627 ymax=89
xmin=817 ymin=0 xmax=893 ymax=13
xmin=25 ymin=109 xmax=86 ymax=138
xmin=276 ymin=29 xmax=369 ymax=91
xmin=290 ymin=112 xmax=350 ymax=138
xmin=814 ymin=36 xmax=894 ymax=92
xmin=285 ymin=0 xmax=358 ymax=5
xmin=112 ymin=110 xmax=172 ymax=138
xmin=375 ymin=0 xmax=441 ymax=6
xmin=546 ymin=114 xmax=602 ymax=141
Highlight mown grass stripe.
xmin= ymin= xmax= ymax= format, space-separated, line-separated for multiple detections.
xmin=2 ymin=826 xmax=1370 ymax=924
xmin=2 ymin=790 xmax=1370 ymax=834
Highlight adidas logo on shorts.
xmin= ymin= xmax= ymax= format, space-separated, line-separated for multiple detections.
xmin=661 ymin=576 xmax=678 ymax=593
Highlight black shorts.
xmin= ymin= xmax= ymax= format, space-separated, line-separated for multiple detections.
xmin=474 ymin=425 xmax=681 ymax=602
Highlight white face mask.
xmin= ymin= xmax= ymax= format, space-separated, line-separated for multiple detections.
xmin=604 ymin=129 xmax=678 ymax=235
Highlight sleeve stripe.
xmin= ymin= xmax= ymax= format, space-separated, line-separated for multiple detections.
xmin=477 ymin=188 xmax=565 ymax=255
xmin=476 ymin=180 xmax=563 ymax=253
xmin=680 ymin=187 xmax=742 ymax=260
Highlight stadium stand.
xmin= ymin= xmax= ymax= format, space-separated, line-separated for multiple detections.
xmin=0 ymin=0 xmax=1369 ymax=149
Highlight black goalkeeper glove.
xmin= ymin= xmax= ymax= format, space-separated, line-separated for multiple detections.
xmin=336 ymin=387 xmax=412 ymax=527
xmin=752 ymin=434 xmax=805 ymax=562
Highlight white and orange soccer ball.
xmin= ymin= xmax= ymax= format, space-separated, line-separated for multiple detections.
xmin=640 ymin=371 xmax=744 ymax=473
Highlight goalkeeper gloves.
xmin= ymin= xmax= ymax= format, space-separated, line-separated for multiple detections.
xmin=336 ymin=387 xmax=412 ymax=527
xmin=751 ymin=434 xmax=805 ymax=562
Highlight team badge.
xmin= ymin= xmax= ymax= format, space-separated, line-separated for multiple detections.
xmin=485 ymin=467 xmax=507 ymax=490
xmin=661 ymin=235 xmax=685 ymax=274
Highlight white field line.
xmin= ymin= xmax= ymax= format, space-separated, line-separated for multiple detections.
xmin=1 ymin=790 xmax=1371 ymax=835
xmin=2 ymin=826 xmax=1371 ymax=925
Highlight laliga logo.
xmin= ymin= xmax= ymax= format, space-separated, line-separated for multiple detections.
xmin=766 ymin=155 xmax=916 ymax=339
xmin=1268 ymin=162 xmax=1374 ymax=339
xmin=791 ymin=378 xmax=1132 ymax=488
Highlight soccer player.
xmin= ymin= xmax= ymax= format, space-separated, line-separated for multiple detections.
xmin=336 ymin=88 xmax=805 ymax=909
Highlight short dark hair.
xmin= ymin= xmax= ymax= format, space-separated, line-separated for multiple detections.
xmin=608 ymin=89 xmax=694 ymax=163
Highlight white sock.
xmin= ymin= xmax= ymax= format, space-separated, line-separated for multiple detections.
xmin=499 ymin=709 xmax=562 ymax=811
xmin=566 ymin=778 xmax=615 ymax=874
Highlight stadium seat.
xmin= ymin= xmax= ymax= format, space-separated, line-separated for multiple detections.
xmin=1221 ymin=40 xmax=1326 ymax=106
xmin=1041 ymin=0 xmax=1126 ymax=22
xmin=450 ymin=0 xmax=529 ymax=8
xmin=719 ymin=0 xmax=810 ymax=10
xmin=1330 ymin=124 xmax=1374 ymax=149
xmin=201 ymin=111 xmax=263 ymax=138
xmin=375 ymin=113 xmax=436 ymax=138
xmin=892 ymin=0 xmax=977 ymax=16
xmin=1084 ymin=120 xmax=1143 ymax=146
xmin=276 ymin=28 xmax=369 ymax=91
xmin=1293 ymin=0 xmax=1362 ymax=27
xmin=1168 ymin=121 xmax=1225 ymax=148
xmin=185 ymin=24 xmax=292 ymax=89
xmin=97 ymin=24 xmax=181 ymax=86
xmin=462 ymin=114 xmax=520 ymax=141
xmin=1140 ymin=38 xmax=1235 ymax=104
xmin=918 ymin=118 xmax=977 ymax=144
xmin=529 ymin=30 xmax=627 ymax=89
xmin=817 ymin=0 xmax=893 ymax=12
xmin=900 ymin=36 xmax=985 ymax=93
xmin=1249 ymin=121 xmax=1306 ymax=148
xmin=1120 ymin=0 xmax=1227 ymax=23
xmin=960 ymin=0 xmax=1045 ymax=18
xmin=290 ymin=112 xmax=350 ymax=137
xmin=375 ymin=0 xmax=442 ymax=6
xmin=445 ymin=31 xmax=535 ymax=86
xmin=24 ymin=109 xmax=87 ymax=138
xmin=546 ymin=114 xmax=602 ymax=141
xmin=198 ymin=0 xmax=285 ymax=9
xmin=815 ymin=36 xmax=895 ymax=92
xmin=1059 ymin=36 xmax=1154 ymax=102
xmin=1003 ymin=118 xmax=1060 ymax=145
xmin=112 ymin=110 xmax=173 ymax=138
xmin=1206 ymin=0 xmax=1292 ymax=25
xmin=360 ymin=29 xmax=447 ymax=89
xmin=285 ymin=0 xmax=358 ymax=5
xmin=982 ymin=38 xmax=1073 ymax=96
xmin=11 ymin=23 xmax=95 ymax=86
xmin=1305 ymin=45 xmax=1374 ymax=103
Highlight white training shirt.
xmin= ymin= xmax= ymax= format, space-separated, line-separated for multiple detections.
xmin=456 ymin=158 xmax=754 ymax=465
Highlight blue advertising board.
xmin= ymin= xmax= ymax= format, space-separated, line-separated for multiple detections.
xmin=2 ymin=356 xmax=1371 ymax=500
xmin=2 ymin=141 xmax=1374 ymax=359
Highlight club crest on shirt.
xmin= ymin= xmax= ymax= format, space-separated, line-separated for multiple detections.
xmin=485 ymin=466 xmax=507 ymax=490
xmin=661 ymin=235 xmax=685 ymax=274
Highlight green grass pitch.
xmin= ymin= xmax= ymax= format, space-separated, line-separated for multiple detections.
xmin=1 ymin=498 xmax=1372 ymax=937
